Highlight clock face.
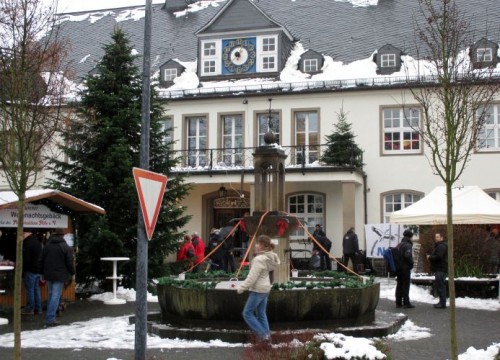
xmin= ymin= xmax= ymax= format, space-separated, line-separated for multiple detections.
xmin=222 ymin=38 xmax=257 ymax=74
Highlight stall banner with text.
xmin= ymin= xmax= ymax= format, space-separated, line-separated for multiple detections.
xmin=364 ymin=224 xmax=403 ymax=258
xmin=0 ymin=204 xmax=68 ymax=228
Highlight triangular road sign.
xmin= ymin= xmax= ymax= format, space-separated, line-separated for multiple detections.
xmin=133 ymin=167 xmax=168 ymax=240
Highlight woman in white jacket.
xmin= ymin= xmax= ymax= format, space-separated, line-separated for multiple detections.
xmin=237 ymin=235 xmax=280 ymax=341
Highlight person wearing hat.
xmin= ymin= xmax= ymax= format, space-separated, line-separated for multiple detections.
xmin=40 ymin=229 xmax=75 ymax=327
xmin=395 ymin=229 xmax=415 ymax=309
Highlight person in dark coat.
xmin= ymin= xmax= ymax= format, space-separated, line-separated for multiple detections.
xmin=22 ymin=230 xmax=43 ymax=315
xmin=342 ymin=227 xmax=359 ymax=272
xmin=312 ymin=234 xmax=332 ymax=270
xmin=40 ymin=230 xmax=75 ymax=327
xmin=395 ymin=230 xmax=415 ymax=308
xmin=428 ymin=232 xmax=448 ymax=309
xmin=208 ymin=228 xmax=225 ymax=271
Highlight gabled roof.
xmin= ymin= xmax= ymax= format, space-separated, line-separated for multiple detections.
xmin=195 ymin=0 xmax=293 ymax=40
xmin=0 ymin=189 xmax=105 ymax=214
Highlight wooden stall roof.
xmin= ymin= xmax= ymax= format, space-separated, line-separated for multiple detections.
xmin=0 ymin=189 xmax=105 ymax=214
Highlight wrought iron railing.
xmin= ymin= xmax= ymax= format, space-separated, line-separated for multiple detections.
xmin=170 ymin=144 xmax=363 ymax=173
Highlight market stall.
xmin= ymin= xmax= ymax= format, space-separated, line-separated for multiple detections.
xmin=0 ymin=189 xmax=105 ymax=308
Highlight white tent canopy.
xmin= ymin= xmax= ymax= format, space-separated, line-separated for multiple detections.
xmin=390 ymin=186 xmax=500 ymax=225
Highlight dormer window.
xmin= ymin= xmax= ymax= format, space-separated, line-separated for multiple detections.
xmin=375 ymin=44 xmax=403 ymax=75
xmin=159 ymin=59 xmax=185 ymax=87
xmin=471 ymin=38 xmax=498 ymax=69
xmin=304 ymin=59 xmax=318 ymax=72
xmin=164 ymin=68 xmax=178 ymax=82
xmin=299 ymin=49 xmax=324 ymax=74
xmin=381 ymin=54 xmax=396 ymax=68
xmin=477 ymin=48 xmax=493 ymax=62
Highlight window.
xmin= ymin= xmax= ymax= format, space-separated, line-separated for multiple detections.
xmin=163 ymin=68 xmax=177 ymax=82
xmin=381 ymin=54 xmax=396 ymax=67
xmin=477 ymin=104 xmax=500 ymax=151
xmin=203 ymin=42 xmax=216 ymax=56
xmin=383 ymin=108 xmax=421 ymax=154
xmin=295 ymin=111 xmax=319 ymax=164
xmin=304 ymin=59 xmax=318 ymax=72
xmin=160 ymin=118 xmax=173 ymax=146
xmin=201 ymin=41 xmax=219 ymax=75
xmin=288 ymin=193 xmax=324 ymax=239
xmin=186 ymin=116 xmax=207 ymax=167
xmin=487 ymin=190 xmax=500 ymax=201
xmin=383 ymin=192 xmax=423 ymax=223
xmin=259 ymin=36 xmax=277 ymax=72
xmin=222 ymin=114 xmax=243 ymax=166
xmin=258 ymin=112 xmax=280 ymax=146
xmin=477 ymin=48 xmax=493 ymax=62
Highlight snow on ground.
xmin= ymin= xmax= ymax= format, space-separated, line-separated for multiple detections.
xmin=0 ymin=280 xmax=497 ymax=360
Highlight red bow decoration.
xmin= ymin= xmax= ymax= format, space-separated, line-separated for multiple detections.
xmin=276 ymin=218 xmax=289 ymax=237
xmin=240 ymin=220 xmax=247 ymax=233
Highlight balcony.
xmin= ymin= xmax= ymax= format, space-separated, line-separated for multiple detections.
xmin=170 ymin=144 xmax=363 ymax=175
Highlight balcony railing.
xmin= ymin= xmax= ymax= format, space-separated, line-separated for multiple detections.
xmin=170 ymin=144 xmax=363 ymax=173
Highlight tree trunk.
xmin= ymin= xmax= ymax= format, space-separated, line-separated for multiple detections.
xmin=446 ymin=184 xmax=458 ymax=360
xmin=14 ymin=193 xmax=26 ymax=359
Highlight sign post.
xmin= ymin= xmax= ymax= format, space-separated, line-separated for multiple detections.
xmin=133 ymin=167 xmax=168 ymax=240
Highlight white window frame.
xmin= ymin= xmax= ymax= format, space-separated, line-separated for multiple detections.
xmin=257 ymin=35 xmax=277 ymax=72
xmin=200 ymin=40 xmax=220 ymax=76
xmin=160 ymin=117 xmax=173 ymax=146
xmin=382 ymin=107 xmax=421 ymax=154
xmin=382 ymin=191 xmax=423 ymax=223
xmin=381 ymin=53 xmax=396 ymax=67
xmin=477 ymin=104 xmax=500 ymax=151
xmin=477 ymin=47 xmax=493 ymax=62
xmin=163 ymin=68 xmax=177 ymax=82
xmin=257 ymin=112 xmax=280 ymax=146
xmin=486 ymin=190 xmax=500 ymax=201
xmin=294 ymin=110 xmax=319 ymax=165
xmin=304 ymin=59 xmax=318 ymax=72
xmin=288 ymin=193 xmax=325 ymax=240
xmin=186 ymin=116 xmax=207 ymax=167
xmin=222 ymin=114 xmax=244 ymax=166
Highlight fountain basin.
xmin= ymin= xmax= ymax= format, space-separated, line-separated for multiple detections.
xmin=157 ymin=282 xmax=379 ymax=328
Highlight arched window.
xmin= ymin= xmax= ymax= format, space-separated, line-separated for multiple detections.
xmin=288 ymin=193 xmax=325 ymax=239
xmin=382 ymin=190 xmax=424 ymax=223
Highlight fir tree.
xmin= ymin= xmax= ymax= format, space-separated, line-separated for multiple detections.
xmin=321 ymin=107 xmax=363 ymax=168
xmin=48 ymin=28 xmax=191 ymax=285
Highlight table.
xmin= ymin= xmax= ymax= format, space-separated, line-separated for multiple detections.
xmin=100 ymin=257 xmax=129 ymax=305
xmin=0 ymin=265 xmax=14 ymax=325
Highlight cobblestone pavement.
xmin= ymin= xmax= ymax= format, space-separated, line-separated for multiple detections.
xmin=0 ymin=293 xmax=498 ymax=359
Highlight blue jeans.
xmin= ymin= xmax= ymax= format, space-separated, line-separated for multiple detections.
xmin=242 ymin=291 xmax=270 ymax=339
xmin=23 ymin=272 xmax=42 ymax=313
xmin=46 ymin=281 xmax=64 ymax=324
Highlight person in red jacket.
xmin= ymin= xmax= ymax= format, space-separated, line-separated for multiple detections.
xmin=191 ymin=232 xmax=205 ymax=272
xmin=177 ymin=234 xmax=195 ymax=269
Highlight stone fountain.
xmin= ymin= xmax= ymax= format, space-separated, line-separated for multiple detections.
xmin=151 ymin=120 xmax=402 ymax=343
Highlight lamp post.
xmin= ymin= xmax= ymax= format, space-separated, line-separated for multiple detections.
xmin=218 ymin=185 xmax=227 ymax=198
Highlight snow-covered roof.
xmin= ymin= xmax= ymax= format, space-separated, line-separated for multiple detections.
xmin=0 ymin=189 xmax=105 ymax=214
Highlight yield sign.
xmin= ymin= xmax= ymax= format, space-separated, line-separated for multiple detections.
xmin=133 ymin=167 xmax=168 ymax=240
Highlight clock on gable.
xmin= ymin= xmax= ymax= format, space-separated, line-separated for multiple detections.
xmin=222 ymin=37 xmax=257 ymax=74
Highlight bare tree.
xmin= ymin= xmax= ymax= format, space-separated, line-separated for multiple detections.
xmin=0 ymin=0 xmax=69 ymax=358
xmin=407 ymin=1 xmax=500 ymax=359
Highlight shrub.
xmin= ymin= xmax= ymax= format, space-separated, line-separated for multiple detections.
xmin=418 ymin=225 xmax=491 ymax=276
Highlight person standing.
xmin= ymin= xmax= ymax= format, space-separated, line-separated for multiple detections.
xmin=342 ymin=227 xmax=359 ymax=271
xmin=312 ymin=234 xmax=332 ymax=270
xmin=21 ymin=230 xmax=43 ymax=315
xmin=191 ymin=232 xmax=205 ymax=273
xmin=237 ymin=235 xmax=280 ymax=342
xmin=176 ymin=234 xmax=195 ymax=270
xmin=40 ymin=229 xmax=75 ymax=327
xmin=395 ymin=229 xmax=415 ymax=309
xmin=428 ymin=232 xmax=448 ymax=309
